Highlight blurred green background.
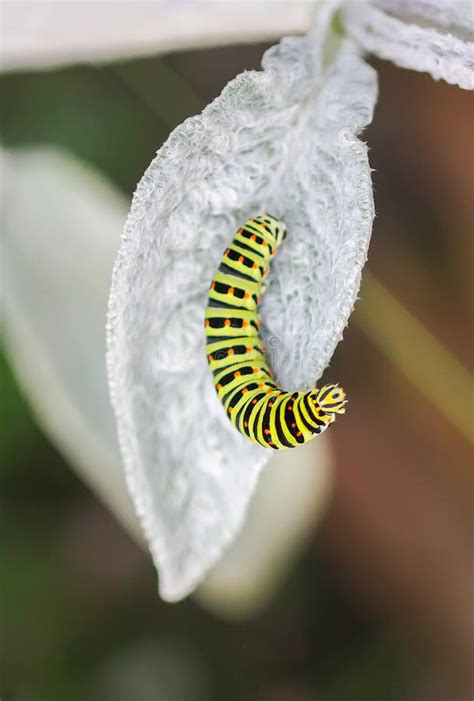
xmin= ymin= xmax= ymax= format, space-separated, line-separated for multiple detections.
xmin=1 ymin=42 xmax=473 ymax=701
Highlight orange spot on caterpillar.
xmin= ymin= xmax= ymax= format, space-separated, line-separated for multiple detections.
xmin=246 ymin=346 xmax=253 ymax=353
xmin=242 ymin=320 xmax=249 ymax=327
xmin=291 ymin=422 xmax=296 ymax=428
xmin=252 ymin=399 xmax=257 ymax=404
xmin=242 ymin=387 xmax=249 ymax=394
xmin=228 ymin=407 xmax=234 ymax=414
xmin=234 ymin=371 xmax=241 ymax=377
xmin=225 ymin=248 xmax=230 ymax=256
xmin=228 ymin=287 xmax=234 ymax=295
xmin=244 ymin=292 xmax=250 ymax=300
xmin=205 ymin=320 xmax=210 ymax=327
xmin=252 ymin=263 xmax=258 ymax=269
xmin=224 ymin=319 xmax=231 ymax=327
xmin=264 ymin=429 xmax=270 ymax=435
xmin=227 ymin=349 xmax=234 ymax=356
xmin=244 ymin=421 xmax=249 ymax=427
xmin=209 ymin=354 xmax=214 ymax=361
xmin=250 ymin=235 xmax=256 ymax=241
xmin=266 ymin=389 xmax=272 ymax=395
xmin=253 ymin=368 xmax=258 ymax=373
xmin=238 ymin=256 xmax=244 ymax=263
xmin=297 ymin=431 xmax=302 ymax=437
xmin=217 ymin=383 xmax=222 ymax=390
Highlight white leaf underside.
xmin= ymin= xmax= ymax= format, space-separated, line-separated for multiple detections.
xmin=343 ymin=0 xmax=474 ymax=90
xmin=108 ymin=33 xmax=377 ymax=601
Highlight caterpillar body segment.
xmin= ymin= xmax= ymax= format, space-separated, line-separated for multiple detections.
xmin=205 ymin=215 xmax=346 ymax=449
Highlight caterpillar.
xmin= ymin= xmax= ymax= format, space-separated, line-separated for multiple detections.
xmin=205 ymin=215 xmax=347 ymax=449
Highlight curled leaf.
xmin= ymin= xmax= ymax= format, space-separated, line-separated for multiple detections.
xmin=108 ymin=16 xmax=377 ymax=602
xmin=343 ymin=0 xmax=474 ymax=90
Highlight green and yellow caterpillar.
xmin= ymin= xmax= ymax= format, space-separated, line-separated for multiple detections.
xmin=205 ymin=215 xmax=347 ymax=449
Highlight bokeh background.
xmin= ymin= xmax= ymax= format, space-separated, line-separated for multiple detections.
xmin=1 ymin=32 xmax=473 ymax=701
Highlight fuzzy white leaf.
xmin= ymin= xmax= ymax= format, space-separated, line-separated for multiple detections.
xmin=0 ymin=0 xmax=313 ymax=72
xmin=375 ymin=0 xmax=474 ymax=32
xmin=108 ymin=19 xmax=377 ymax=601
xmin=1 ymin=146 xmax=334 ymax=615
xmin=343 ymin=0 xmax=474 ymax=90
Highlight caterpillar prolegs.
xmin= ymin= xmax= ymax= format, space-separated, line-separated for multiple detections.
xmin=205 ymin=215 xmax=347 ymax=449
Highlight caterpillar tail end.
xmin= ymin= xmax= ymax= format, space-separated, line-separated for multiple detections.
xmin=316 ymin=384 xmax=348 ymax=418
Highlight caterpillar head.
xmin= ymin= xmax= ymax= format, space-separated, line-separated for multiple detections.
xmin=256 ymin=214 xmax=286 ymax=247
xmin=311 ymin=384 xmax=347 ymax=426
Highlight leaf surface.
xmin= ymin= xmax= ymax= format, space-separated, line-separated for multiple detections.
xmin=108 ymin=28 xmax=377 ymax=600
